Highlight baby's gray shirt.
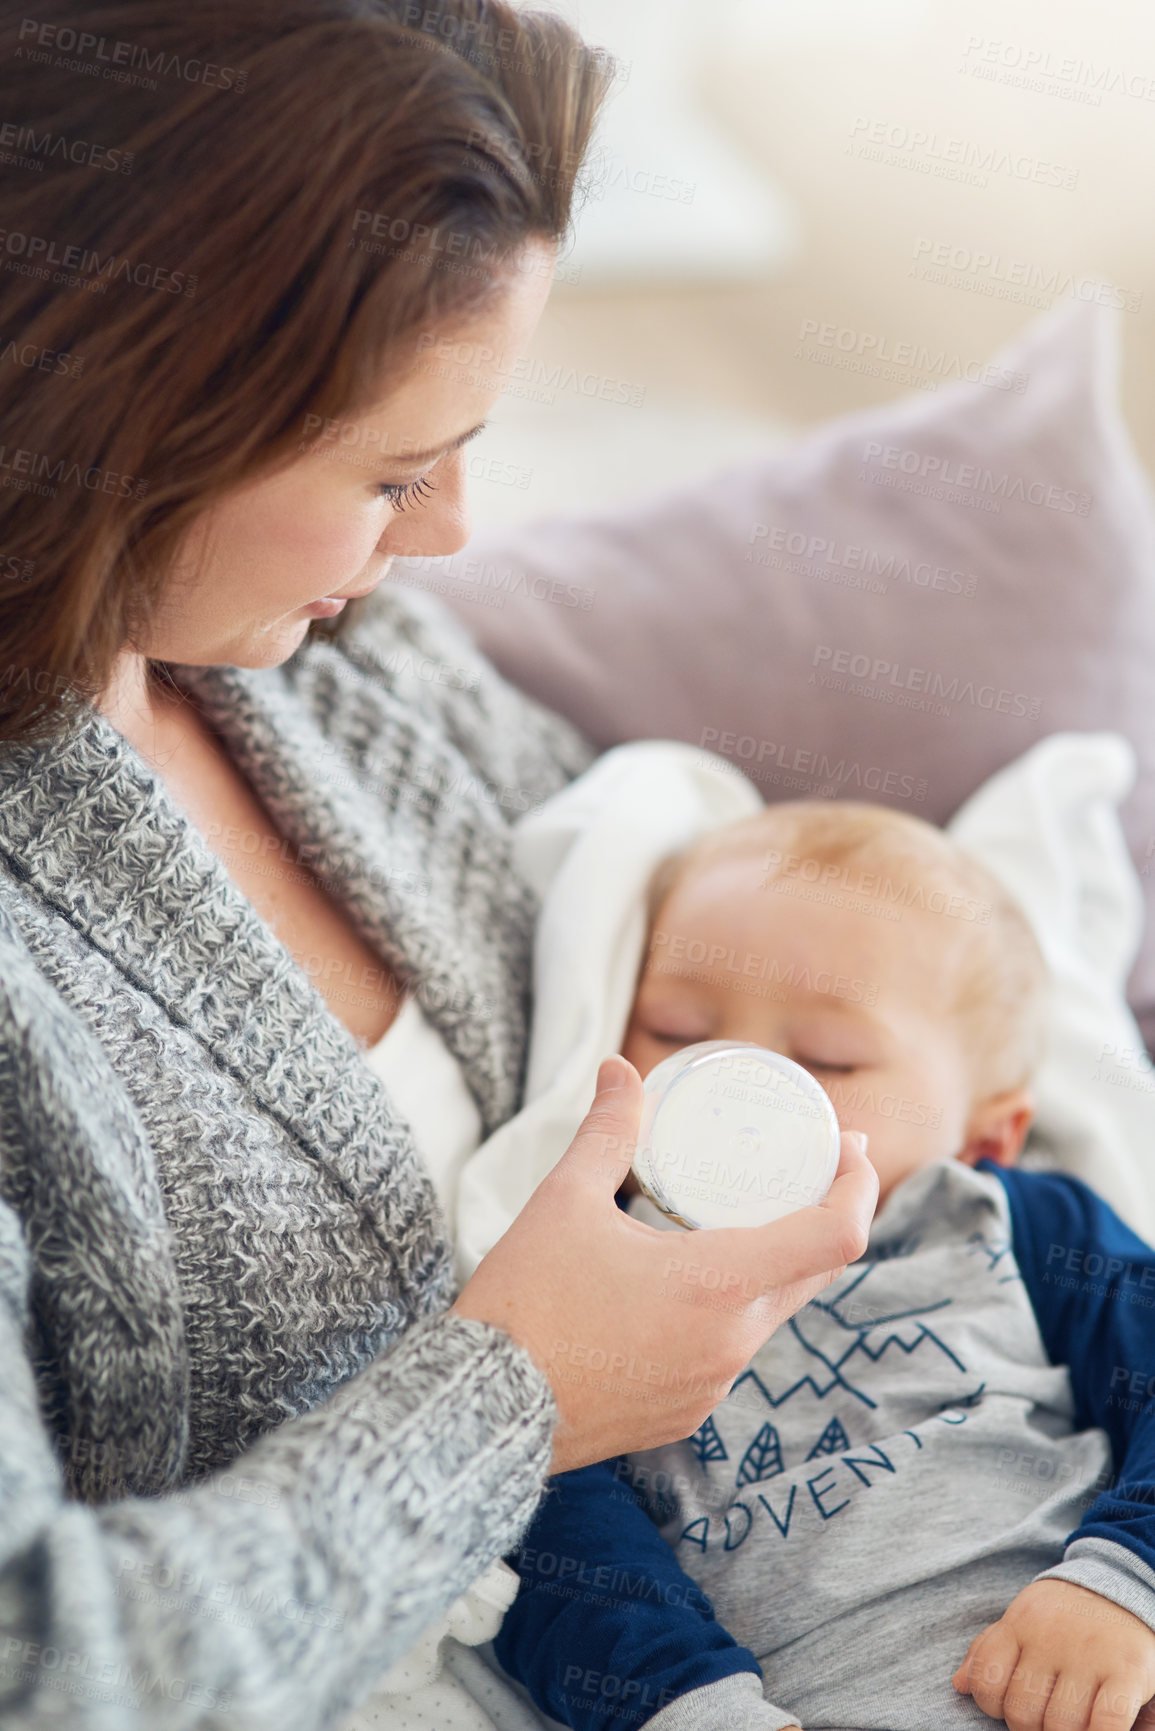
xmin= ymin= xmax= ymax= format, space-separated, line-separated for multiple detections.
xmin=629 ymin=1161 xmax=1154 ymax=1730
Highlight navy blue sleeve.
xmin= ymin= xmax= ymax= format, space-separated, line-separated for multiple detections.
xmin=984 ymin=1161 xmax=1155 ymax=1573
xmin=493 ymin=1458 xmax=761 ymax=1731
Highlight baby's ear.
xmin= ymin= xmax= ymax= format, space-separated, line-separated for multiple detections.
xmin=956 ymin=1089 xmax=1035 ymax=1170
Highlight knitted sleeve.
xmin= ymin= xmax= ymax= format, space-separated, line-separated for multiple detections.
xmin=0 ymin=919 xmax=557 ymax=1730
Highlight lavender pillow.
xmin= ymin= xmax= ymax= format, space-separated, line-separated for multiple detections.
xmin=394 ymin=304 xmax=1155 ymax=1046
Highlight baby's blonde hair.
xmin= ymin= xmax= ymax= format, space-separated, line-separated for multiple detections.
xmin=647 ymin=800 xmax=1049 ymax=1097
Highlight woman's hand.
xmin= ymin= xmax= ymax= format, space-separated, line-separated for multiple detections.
xmin=452 ymin=1055 xmax=878 ymax=1472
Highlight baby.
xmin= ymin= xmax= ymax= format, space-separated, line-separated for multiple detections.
xmin=494 ymin=801 xmax=1155 ymax=1731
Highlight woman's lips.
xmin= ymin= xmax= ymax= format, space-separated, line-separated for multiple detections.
xmin=302 ymin=562 xmax=393 ymax=617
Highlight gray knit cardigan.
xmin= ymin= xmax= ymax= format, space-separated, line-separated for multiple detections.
xmin=0 ymin=583 xmax=595 ymax=1729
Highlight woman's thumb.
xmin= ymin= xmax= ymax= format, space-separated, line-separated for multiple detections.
xmin=562 ymin=1055 xmax=644 ymax=1190
xmin=597 ymin=1055 xmax=632 ymax=1093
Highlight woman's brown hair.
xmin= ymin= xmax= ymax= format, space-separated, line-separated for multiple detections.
xmin=0 ymin=0 xmax=612 ymax=742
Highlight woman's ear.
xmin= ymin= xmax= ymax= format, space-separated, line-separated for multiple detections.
xmin=956 ymin=1088 xmax=1035 ymax=1170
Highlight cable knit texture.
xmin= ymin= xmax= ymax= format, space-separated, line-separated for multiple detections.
xmin=0 ymin=583 xmax=595 ymax=1729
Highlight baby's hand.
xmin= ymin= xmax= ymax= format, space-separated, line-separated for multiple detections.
xmin=953 ymin=1579 xmax=1155 ymax=1730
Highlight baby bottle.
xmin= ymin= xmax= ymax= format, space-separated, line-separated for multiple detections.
xmin=629 ymin=1041 xmax=841 ymax=1231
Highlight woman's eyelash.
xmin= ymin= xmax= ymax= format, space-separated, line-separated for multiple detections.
xmin=377 ymin=474 xmax=437 ymax=510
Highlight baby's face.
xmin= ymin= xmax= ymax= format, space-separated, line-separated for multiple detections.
xmin=623 ymin=851 xmax=993 ymax=1203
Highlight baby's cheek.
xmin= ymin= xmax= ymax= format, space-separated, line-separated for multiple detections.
xmin=824 ymin=1077 xmax=957 ymax=1190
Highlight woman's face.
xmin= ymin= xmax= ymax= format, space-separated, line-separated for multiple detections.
xmin=144 ymin=239 xmax=557 ymax=670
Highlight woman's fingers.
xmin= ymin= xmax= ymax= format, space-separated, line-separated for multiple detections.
xmin=818 ymin=1128 xmax=877 ymax=1243
xmin=692 ymin=1131 xmax=878 ymax=1300
xmin=456 ymin=1089 xmax=878 ymax=1466
xmin=552 ymin=1055 xmax=644 ymax=1193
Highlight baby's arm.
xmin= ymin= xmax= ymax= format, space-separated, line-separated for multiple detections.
xmin=494 ymin=1458 xmax=800 ymax=1730
xmin=954 ymin=1165 xmax=1155 ymax=1729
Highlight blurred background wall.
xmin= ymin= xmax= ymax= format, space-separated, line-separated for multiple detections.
xmin=463 ymin=0 xmax=1155 ymax=527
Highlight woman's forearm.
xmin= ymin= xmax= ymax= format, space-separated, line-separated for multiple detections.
xmin=0 ymin=1295 xmax=553 ymax=1730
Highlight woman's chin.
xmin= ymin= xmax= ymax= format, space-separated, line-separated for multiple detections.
xmin=217 ymin=614 xmax=316 ymax=670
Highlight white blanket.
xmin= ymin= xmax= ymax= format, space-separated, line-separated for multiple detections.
xmin=348 ymin=730 xmax=1155 ymax=1731
xmin=950 ymin=731 xmax=1155 ymax=1240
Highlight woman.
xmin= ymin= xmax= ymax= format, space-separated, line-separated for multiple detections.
xmin=0 ymin=3 xmax=876 ymax=1726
